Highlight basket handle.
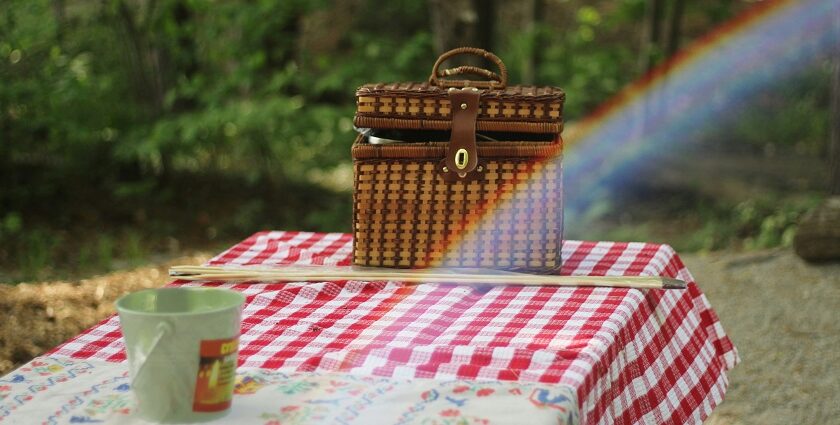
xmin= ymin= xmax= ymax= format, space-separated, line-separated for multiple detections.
xmin=429 ymin=47 xmax=508 ymax=89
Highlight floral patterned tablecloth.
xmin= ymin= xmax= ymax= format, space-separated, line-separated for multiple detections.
xmin=0 ymin=356 xmax=577 ymax=424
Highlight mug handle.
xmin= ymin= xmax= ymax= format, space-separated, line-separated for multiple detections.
xmin=132 ymin=321 xmax=175 ymax=379
xmin=130 ymin=320 xmax=196 ymax=418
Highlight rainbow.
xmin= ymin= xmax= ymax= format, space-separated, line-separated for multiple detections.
xmin=442 ymin=0 xmax=839 ymax=266
xmin=563 ymin=0 xmax=838 ymax=213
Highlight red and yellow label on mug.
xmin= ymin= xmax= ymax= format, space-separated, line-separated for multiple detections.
xmin=193 ymin=337 xmax=238 ymax=412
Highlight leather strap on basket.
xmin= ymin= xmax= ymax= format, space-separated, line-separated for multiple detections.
xmin=429 ymin=47 xmax=508 ymax=89
xmin=440 ymin=87 xmax=481 ymax=179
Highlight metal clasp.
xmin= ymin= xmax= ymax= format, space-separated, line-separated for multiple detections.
xmin=454 ymin=148 xmax=469 ymax=170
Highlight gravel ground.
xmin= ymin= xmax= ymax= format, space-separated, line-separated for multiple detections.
xmin=1 ymin=248 xmax=838 ymax=424
xmin=683 ymin=249 xmax=840 ymax=425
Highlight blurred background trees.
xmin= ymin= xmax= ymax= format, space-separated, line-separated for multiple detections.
xmin=0 ymin=0 xmax=834 ymax=281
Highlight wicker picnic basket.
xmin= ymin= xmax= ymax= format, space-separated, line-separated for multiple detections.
xmin=352 ymin=47 xmax=565 ymax=272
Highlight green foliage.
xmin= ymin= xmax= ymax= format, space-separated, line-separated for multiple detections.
xmin=0 ymin=0 xmax=435 ymax=202
xmin=96 ymin=235 xmax=115 ymax=271
xmin=671 ymin=63 xmax=832 ymax=161
xmin=501 ymin=3 xmax=637 ymax=118
xmin=119 ymin=99 xmax=356 ymax=182
xmin=0 ymin=213 xmax=23 ymax=239
xmin=17 ymin=230 xmax=61 ymax=281
xmin=681 ymin=195 xmax=822 ymax=252
xmin=572 ymin=193 xmax=823 ymax=253
xmin=1 ymin=0 xmax=430 ymax=281
xmin=725 ymin=68 xmax=831 ymax=156
xmin=733 ymin=198 xmax=819 ymax=250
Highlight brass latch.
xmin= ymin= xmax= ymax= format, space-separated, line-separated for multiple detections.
xmin=440 ymin=88 xmax=481 ymax=180
xmin=455 ymin=148 xmax=469 ymax=170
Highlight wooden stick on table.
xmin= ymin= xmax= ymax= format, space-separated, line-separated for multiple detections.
xmin=168 ymin=265 xmax=686 ymax=289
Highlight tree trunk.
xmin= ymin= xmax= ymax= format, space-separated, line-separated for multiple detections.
xmin=650 ymin=0 xmax=665 ymax=48
xmin=829 ymin=56 xmax=840 ymax=195
xmin=473 ymin=0 xmax=495 ymax=52
xmin=113 ymin=0 xmax=165 ymax=116
xmin=52 ymin=0 xmax=65 ymax=44
xmin=522 ymin=0 xmax=545 ymax=85
xmin=170 ymin=0 xmax=198 ymax=111
xmin=666 ymin=0 xmax=685 ymax=57
xmin=638 ymin=0 xmax=665 ymax=74
xmin=635 ymin=0 xmax=667 ymax=144
xmin=264 ymin=7 xmax=301 ymax=75
xmin=429 ymin=0 xmax=477 ymax=54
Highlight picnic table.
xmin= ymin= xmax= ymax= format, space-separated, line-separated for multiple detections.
xmin=0 ymin=231 xmax=738 ymax=424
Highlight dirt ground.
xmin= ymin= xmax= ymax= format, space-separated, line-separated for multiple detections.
xmin=0 ymin=253 xmax=212 ymax=374
xmin=684 ymin=249 xmax=840 ymax=425
xmin=2 ymin=248 xmax=838 ymax=424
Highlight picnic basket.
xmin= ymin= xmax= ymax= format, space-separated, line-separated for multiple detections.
xmin=352 ymin=47 xmax=565 ymax=272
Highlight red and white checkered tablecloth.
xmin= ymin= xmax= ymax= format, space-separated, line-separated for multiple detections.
xmin=49 ymin=231 xmax=738 ymax=424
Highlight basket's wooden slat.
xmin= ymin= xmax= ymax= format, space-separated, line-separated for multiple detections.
xmin=353 ymin=116 xmax=562 ymax=134
xmin=351 ymin=136 xmax=563 ymax=160
xmin=356 ymin=82 xmax=565 ymax=101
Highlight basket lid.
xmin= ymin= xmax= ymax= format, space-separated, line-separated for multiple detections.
xmin=355 ymin=83 xmax=565 ymax=134
xmin=354 ymin=48 xmax=565 ymax=134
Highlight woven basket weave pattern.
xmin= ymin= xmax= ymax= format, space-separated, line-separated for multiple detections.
xmin=352 ymin=141 xmax=562 ymax=271
xmin=355 ymin=83 xmax=564 ymax=132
